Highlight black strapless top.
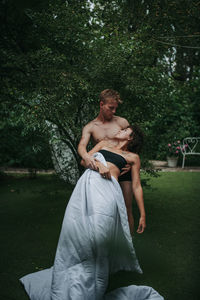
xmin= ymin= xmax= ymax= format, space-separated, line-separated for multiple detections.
xmin=98 ymin=149 xmax=127 ymax=172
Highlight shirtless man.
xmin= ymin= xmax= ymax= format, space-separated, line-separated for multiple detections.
xmin=78 ymin=89 xmax=135 ymax=234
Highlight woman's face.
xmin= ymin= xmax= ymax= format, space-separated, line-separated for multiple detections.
xmin=115 ymin=127 xmax=133 ymax=140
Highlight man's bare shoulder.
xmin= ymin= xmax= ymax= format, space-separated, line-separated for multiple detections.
xmin=114 ymin=116 xmax=129 ymax=128
xmin=82 ymin=119 xmax=97 ymax=132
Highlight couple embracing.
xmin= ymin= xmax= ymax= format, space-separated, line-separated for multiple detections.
xmin=20 ymin=89 xmax=164 ymax=300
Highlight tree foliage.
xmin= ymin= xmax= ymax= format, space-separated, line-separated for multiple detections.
xmin=1 ymin=0 xmax=200 ymax=179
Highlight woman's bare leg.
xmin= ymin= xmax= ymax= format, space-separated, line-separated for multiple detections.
xmin=119 ymin=181 xmax=134 ymax=235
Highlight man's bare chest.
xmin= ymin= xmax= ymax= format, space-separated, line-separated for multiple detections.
xmin=91 ymin=122 xmax=122 ymax=143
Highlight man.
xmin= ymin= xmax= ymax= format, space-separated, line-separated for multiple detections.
xmin=78 ymin=89 xmax=137 ymax=234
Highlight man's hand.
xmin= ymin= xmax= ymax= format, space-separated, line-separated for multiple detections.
xmin=120 ymin=164 xmax=132 ymax=176
xmin=96 ymin=161 xmax=111 ymax=180
xmin=136 ymin=216 xmax=146 ymax=234
xmin=83 ymin=154 xmax=98 ymax=171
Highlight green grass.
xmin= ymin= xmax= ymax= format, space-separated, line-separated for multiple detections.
xmin=0 ymin=173 xmax=200 ymax=300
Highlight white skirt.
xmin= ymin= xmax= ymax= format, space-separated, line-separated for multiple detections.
xmin=20 ymin=153 xmax=164 ymax=300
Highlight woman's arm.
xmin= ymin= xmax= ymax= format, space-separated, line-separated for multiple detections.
xmin=131 ymin=154 xmax=146 ymax=233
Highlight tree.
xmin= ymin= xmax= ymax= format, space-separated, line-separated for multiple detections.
xmin=1 ymin=0 xmax=200 ymax=181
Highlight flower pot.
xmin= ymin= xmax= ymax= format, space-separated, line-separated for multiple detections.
xmin=167 ymin=156 xmax=178 ymax=167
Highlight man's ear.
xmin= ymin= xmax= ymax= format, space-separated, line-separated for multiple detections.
xmin=100 ymin=101 xmax=104 ymax=108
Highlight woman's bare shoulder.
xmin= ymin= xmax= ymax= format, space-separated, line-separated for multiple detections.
xmin=126 ymin=152 xmax=140 ymax=164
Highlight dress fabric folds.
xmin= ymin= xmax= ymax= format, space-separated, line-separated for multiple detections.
xmin=20 ymin=152 xmax=164 ymax=300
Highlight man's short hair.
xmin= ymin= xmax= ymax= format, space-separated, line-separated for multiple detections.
xmin=99 ymin=89 xmax=122 ymax=104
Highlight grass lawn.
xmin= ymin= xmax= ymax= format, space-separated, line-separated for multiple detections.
xmin=0 ymin=172 xmax=199 ymax=300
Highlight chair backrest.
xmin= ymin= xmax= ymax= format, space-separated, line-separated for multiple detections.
xmin=181 ymin=137 xmax=200 ymax=154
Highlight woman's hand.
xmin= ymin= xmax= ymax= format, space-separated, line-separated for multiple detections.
xmin=136 ymin=216 xmax=146 ymax=234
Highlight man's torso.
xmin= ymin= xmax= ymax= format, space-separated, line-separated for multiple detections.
xmin=90 ymin=116 xmax=128 ymax=144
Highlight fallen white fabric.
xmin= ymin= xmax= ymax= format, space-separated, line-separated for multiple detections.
xmin=20 ymin=152 xmax=164 ymax=300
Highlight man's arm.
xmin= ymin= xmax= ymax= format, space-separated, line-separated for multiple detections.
xmin=80 ymin=140 xmax=111 ymax=179
xmin=78 ymin=123 xmax=97 ymax=170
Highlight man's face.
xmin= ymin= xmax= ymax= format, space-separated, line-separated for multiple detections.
xmin=100 ymin=98 xmax=118 ymax=120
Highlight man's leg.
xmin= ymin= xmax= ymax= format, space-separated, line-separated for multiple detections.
xmin=119 ymin=181 xmax=134 ymax=235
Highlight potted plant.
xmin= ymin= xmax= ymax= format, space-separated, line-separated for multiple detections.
xmin=167 ymin=140 xmax=181 ymax=167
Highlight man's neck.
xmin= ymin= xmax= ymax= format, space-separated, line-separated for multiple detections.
xmin=96 ymin=113 xmax=113 ymax=123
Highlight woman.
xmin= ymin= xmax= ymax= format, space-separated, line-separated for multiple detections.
xmin=20 ymin=126 xmax=164 ymax=300
xmin=81 ymin=125 xmax=146 ymax=235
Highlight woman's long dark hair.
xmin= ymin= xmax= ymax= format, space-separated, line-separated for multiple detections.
xmin=127 ymin=125 xmax=144 ymax=154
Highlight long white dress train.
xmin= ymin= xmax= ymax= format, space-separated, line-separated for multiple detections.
xmin=20 ymin=153 xmax=164 ymax=300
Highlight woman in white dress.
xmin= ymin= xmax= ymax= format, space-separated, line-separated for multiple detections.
xmin=20 ymin=125 xmax=164 ymax=300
